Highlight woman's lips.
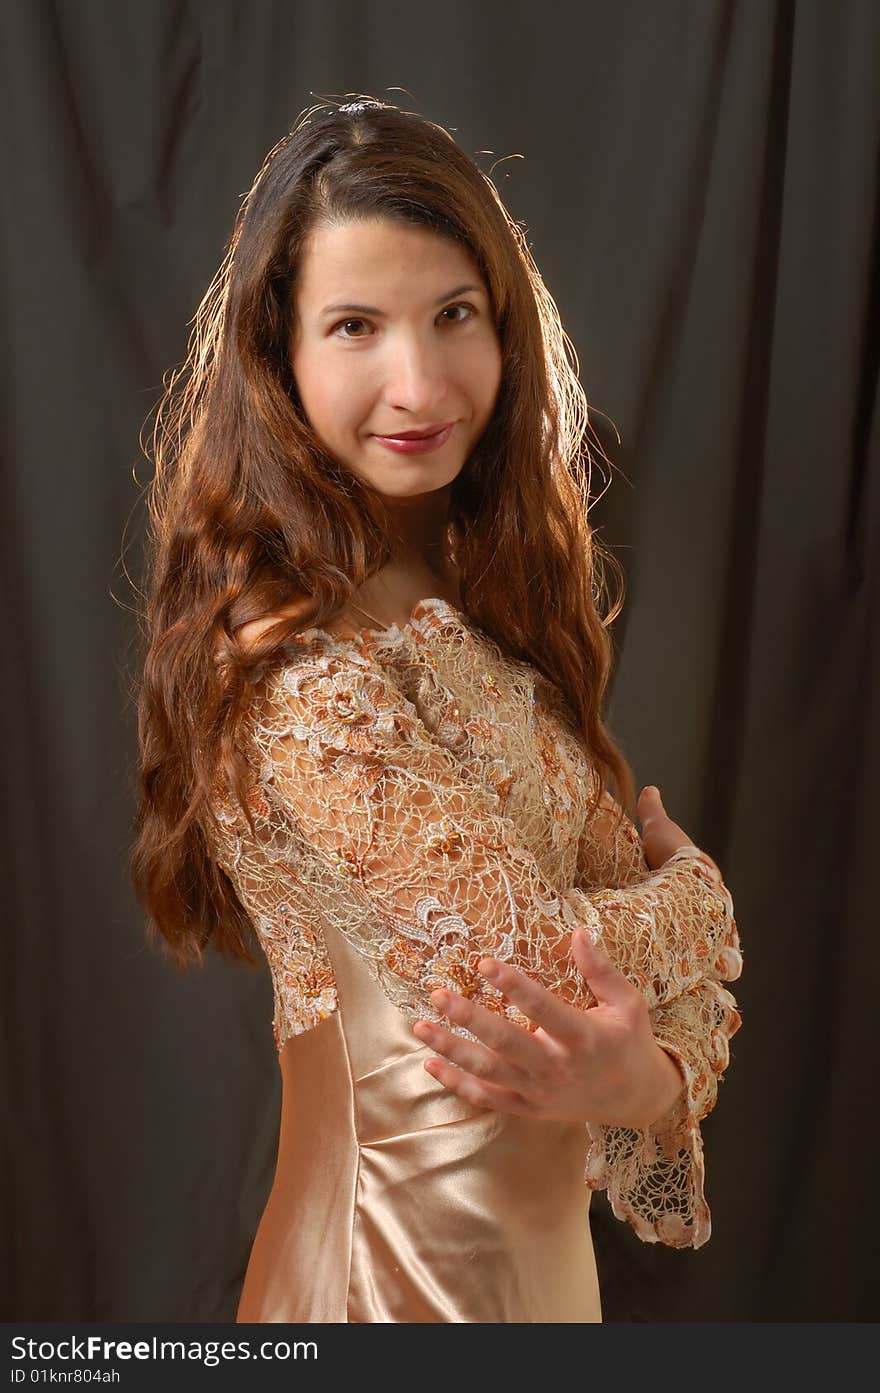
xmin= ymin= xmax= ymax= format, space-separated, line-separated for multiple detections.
xmin=372 ymin=423 xmax=455 ymax=455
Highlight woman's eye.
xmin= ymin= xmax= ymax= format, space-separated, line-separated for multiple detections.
xmin=333 ymin=318 xmax=370 ymax=338
xmin=439 ymin=303 xmax=475 ymax=324
xmin=331 ymin=303 xmax=475 ymax=339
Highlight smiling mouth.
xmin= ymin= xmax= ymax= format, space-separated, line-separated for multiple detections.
xmin=370 ymin=422 xmax=457 ymax=454
xmin=372 ymin=422 xmax=456 ymax=441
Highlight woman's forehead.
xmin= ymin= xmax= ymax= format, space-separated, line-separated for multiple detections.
xmin=295 ymin=219 xmax=483 ymax=301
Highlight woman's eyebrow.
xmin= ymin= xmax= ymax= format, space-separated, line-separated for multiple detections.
xmin=319 ymin=283 xmax=485 ymax=318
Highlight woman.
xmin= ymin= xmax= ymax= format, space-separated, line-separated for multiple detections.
xmin=130 ymin=97 xmax=742 ymax=1323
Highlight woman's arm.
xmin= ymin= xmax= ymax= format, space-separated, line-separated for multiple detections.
xmin=411 ymin=782 xmax=743 ymax=1248
xmin=583 ymin=972 xmax=742 ymax=1248
xmin=414 ymin=932 xmax=742 ymax=1249
xmin=251 ymin=647 xmax=738 ymax=1028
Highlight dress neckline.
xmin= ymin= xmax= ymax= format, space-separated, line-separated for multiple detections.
xmin=296 ymin=595 xmax=462 ymax=644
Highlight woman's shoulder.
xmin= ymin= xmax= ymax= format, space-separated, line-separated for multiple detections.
xmin=235 ymin=597 xmax=382 ymax=656
xmin=235 ymin=598 xmax=314 ymax=656
xmin=234 ymin=598 xmax=394 ymax=723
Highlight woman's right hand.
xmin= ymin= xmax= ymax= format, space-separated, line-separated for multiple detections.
xmin=637 ymin=786 xmax=695 ymax=870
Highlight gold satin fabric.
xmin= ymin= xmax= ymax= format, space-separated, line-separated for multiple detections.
xmin=237 ymin=916 xmax=602 ymax=1323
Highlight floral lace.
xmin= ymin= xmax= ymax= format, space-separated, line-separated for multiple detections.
xmin=207 ymin=597 xmax=742 ymax=1249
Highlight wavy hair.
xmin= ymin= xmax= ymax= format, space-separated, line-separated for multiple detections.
xmin=129 ymin=95 xmax=637 ymax=970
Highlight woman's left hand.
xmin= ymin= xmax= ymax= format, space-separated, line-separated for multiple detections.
xmin=412 ymin=928 xmax=687 ymax=1128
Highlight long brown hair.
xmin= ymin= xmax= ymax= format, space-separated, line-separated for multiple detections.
xmin=129 ymin=95 xmax=637 ymax=972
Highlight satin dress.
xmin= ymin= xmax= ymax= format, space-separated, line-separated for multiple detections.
xmin=236 ymin=912 xmax=602 ymax=1323
xmin=207 ymin=597 xmax=742 ymax=1322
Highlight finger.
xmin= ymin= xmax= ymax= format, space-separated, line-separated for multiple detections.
xmin=424 ymin=985 xmax=550 ymax=1075
xmin=475 ymin=958 xmax=587 ymax=1049
xmin=638 ymin=785 xmax=664 ymax=820
xmin=422 ymin=1055 xmax=535 ymax=1116
xmin=570 ymin=928 xmax=640 ymax=1011
xmin=412 ymin=1016 xmax=526 ymax=1091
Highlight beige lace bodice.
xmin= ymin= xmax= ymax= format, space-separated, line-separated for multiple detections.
xmin=207 ymin=596 xmax=743 ymax=1249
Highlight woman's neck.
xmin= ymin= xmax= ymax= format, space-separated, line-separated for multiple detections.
xmin=383 ymin=485 xmax=452 ymax=562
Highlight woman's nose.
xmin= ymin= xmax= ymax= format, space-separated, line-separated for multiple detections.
xmin=381 ymin=340 xmax=451 ymax=412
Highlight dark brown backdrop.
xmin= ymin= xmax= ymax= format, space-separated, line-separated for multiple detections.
xmin=3 ymin=0 xmax=878 ymax=1322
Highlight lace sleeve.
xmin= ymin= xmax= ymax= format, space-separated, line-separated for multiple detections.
xmin=576 ymin=791 xmax=744 ymax=1247
xmin=251 ymin=649 xmax=737 ymax=1024
xmin=576 ymin=789 xmax=651 ymax=889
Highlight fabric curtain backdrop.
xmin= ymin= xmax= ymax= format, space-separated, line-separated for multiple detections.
xmin=2 ymin=0 xmax=877 ymax=1322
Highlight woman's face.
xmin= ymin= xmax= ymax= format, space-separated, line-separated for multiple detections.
xmin=290 ymin=217 xmax=503 ymax=499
